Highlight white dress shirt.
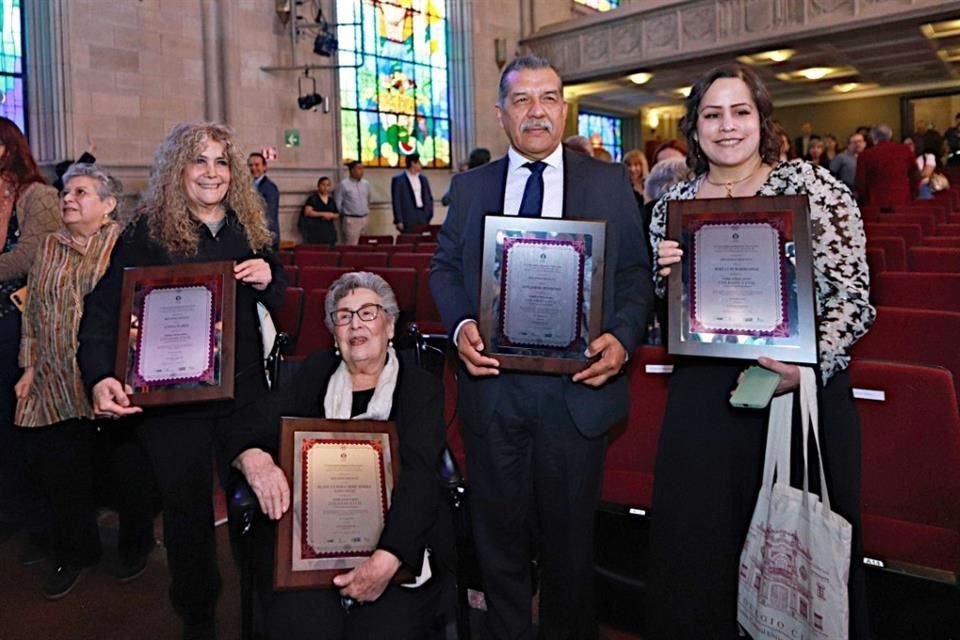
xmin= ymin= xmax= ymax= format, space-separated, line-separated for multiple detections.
xmin=503 ymin=144 xmax=564 ymax=218
xmin=405 ymin=170 xmax=424 ymax=208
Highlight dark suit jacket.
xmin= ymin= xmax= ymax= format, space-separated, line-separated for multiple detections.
xmin=281 ymin=349 xmax=455 ymax=573
xmin=855 ymin=140 xmax=918 ymax=208
xmin=429 ymin=149 xmax=654 ymax=438
xmin=257 ymin=175 xmax=281 ymax=244
xmin=390 ymin=172 xmax=434 ymax=228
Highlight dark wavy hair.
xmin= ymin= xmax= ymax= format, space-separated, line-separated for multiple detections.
xmin=0 ymin=117 xmax=46 ymax=195
xmin=679 ymin=65 xmax=780 ymax=175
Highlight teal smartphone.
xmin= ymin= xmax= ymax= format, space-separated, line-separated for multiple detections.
xmin=730 ymin=366 xmax=782 ymax=409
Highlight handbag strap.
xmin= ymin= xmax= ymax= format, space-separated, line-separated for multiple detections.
xmin=763 ymin=389 xmax=793 ymax=488
xmin=799 ymin=366 xmax=832 ymax=511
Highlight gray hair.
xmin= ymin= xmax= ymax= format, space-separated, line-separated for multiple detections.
xmin=871 ymin=124 xmax=892 ymax=143
xmin=644 ymin=158 xmax=692 ymax=203
xmin=61 ymin=162 xmax=124 ymax=218
xmin=498 ymin=54 xmax=559 ymax=106
xmin=564 ymin=135 xmax=593 ymax=156
xmin=323 ymin=271 xmax=400 ymax=333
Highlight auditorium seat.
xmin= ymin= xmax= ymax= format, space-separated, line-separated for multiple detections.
xmin=293 ymin=244 xmax=335 ymax=260
xmin=865 ymin=248 xmax=886 ymax=275
xmin=600 ymin=345 xmax=672 ymax=513
xmin=908 ymin=247 xmax=960 ymax=273
xmin=849 ymin=360 xmax=960 ymax=581
xmin=871 ymin=273 xmax=960 ymax=311
xmin=277 ymin=251 xmax=294 ymax=265
xmin=866 ymin=236 xmax=907 ymax=271
xmin=336 ymin=244 xmax=380 ymax=252
xmin=851 ymin=306 xmax=960 ymax=392
xmin=891 ymin=202 xmax=949 ymax=223
xmin=340 ymin=251 xmax=389 ymax=268
xmin=414 ymin=268 xmax=445 ymax=335
xmin=358 ymin=234 xmax=394 ymax=246
xmin=442 ymin=353 xmax=467 ymax=478
xmin=368 ymin=267 xmax=418 ymax=317
xmin=868 ymin=213 xmax=937 ymax=236
xmin=299 ymin=266 xmax=351 ymax=292
xmin=295 ymin=251 xmax=340 ymax=267
xmin=292 ymin=289 xmax=334 ymax=356
xmin=416 ymin=242 xmax=439 ymax=254
xmin=393 ymin=243 xmax=416 ymax=253
xmin=923 ymin=237 xmax=960 ymax=248
xmin=273 ymin=287 xmax=304 ymax=351
xmin=863 ymin=223 xmax=924 ymax=248
xmin=282 ymin=265 xmax=299 ymax=287
xmin=936 ymin=223 xmax=960 ymax=236
xmin=398 ymin=232 xmax=429 ymax=245
xmin=390 ymin=252 xmax=432 ymax=270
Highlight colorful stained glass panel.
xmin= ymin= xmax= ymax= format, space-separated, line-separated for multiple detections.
xmin=578 ymin=112 xmax=623 ymax=162
xmin=0 ymin=0 xmax=24 ymax=132
xmin=574 ymin=0 xmax=619 ymax=11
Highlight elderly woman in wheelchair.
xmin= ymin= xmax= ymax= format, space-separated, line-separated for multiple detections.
xmin=235 ymin=271 xmax=454 ymax=640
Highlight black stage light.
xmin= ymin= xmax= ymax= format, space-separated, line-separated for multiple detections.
xmin=313 ymin=32 xmax=338 ymax=57
xmin=298 ymin=73 xmax=325 ymax=111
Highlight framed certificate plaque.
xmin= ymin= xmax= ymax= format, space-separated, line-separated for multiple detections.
xmin=666 ymin=195 xmax=818 ymax=364
xmin=478 ymin=215 xmax=606 ymax=374
xmin=275 ymin=417 xmax=401 ymax=590
xmin=115 ymin=261 xmax=236 ymax=406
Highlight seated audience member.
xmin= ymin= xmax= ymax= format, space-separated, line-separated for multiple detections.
xmin=623 ymin=149 xmax=649 ymax=208
xmin=242 ymin=271 xmax=453 ymax=640
xmin=52 ymin=138 xmax=97 ymax=192
xmin=856 ymin=124 xmax=918 ymax=208
xmin=300 ymin=176 xmax=339 ymax=246
xmin=15 ymin=164 xmax=154 ymax=598
xmin=907 ymin=138 xmax=937 ymax=199
xmin=564 ymin=135 xmax=594 ymax=157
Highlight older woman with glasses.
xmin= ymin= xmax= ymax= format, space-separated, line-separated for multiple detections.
xmin=242 ymin=271 xmax=453 ymax=640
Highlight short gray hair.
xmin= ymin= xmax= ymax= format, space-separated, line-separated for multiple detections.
xmin=644 ymin=158 xmax=692 ymax=203
xmin=323 ymin=271 xmax=400 ymax=333
xmin=61 ymin=162 xmax=124 ymax=217
xmin=498 ymin=54 xmax=559 ymax=106
xmin=871 ymin=124 xmax=892 ymax=143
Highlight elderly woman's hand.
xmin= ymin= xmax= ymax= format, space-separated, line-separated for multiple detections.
xmin=332 ymin=549 xmax=401 ymax=604
xmin=657 ymin=239 xmax=683 ymax=278
xmin=233 ymin=448 xmax=290 ymax=521
xmin=235 ymin=258 xmax=272 ymax=291
xmin=92 ymin=377 xmax=143 ymax=418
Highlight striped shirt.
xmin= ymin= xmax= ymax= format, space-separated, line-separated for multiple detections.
xmin=16 ymin=222 xmax=120 ymax=427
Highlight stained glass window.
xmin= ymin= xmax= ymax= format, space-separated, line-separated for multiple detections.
xmin=337 ymin=0 xmax=450 ymax=168
xmin=578 ymin=112 xmax=622 ymax=162
xmin=574 ymin=0 xmax=619 ymax=11
xmin=0 ymin=0 xmax=24 ymax=131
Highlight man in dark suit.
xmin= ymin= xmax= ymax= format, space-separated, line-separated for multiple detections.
xmin=249 ymin=152 xmax=281 ymax=250
xmin=391 ymin=152 xmax=434 ymax=232
xmin=430 ymin=55 xmax=653 ymax=639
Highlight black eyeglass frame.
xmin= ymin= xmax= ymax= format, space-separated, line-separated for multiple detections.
xmin=329 ymin=302 xmax=384 ymax=326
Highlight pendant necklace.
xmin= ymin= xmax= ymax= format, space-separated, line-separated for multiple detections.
xmin=705 ymin=160 xmax=764 ymax=198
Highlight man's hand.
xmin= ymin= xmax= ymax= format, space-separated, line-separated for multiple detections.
xmin=233 ymin=448 xmax=290 ymax=520
xmin=395 ymin=223 xmax=404 ymax=232
xmin=457 ymin=320 xmax=499 ymax=377
xmin=235 ymin=258 xmax=272 ymax=291
xmin=332 ymin=549 xmax=401 ymax=603
xmin=92 ymin=377 xmax=143 ymax=418
xmin=572 ymin=333 xmax=627 ymax=387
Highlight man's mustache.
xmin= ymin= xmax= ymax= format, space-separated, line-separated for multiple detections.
xmin=521 ymin=120 xmax=553 ymax=133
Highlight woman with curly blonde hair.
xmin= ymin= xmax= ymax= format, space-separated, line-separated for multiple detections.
xmin=78 ymin=122 xmax=287 ymax=639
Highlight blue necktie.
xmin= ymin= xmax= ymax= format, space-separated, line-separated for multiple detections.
xmin=518 ymin=161 xmax=546 ymax=218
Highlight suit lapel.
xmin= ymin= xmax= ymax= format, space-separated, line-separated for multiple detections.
xmin=562 ymin=148 xmax=593 ymax=220
xmin=483 ymin=156 xmax=510 ymax=215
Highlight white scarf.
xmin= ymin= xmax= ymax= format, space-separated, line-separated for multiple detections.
xmin=323 ymin=346 xmax=399 ymax=420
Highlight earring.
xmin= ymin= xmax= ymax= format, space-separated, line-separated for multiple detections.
xmin=334 ymin=341 xmax=340 ymax=357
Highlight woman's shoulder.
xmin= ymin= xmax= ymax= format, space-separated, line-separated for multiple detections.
xmin=18 ymin=181 xmax=57 ymax=202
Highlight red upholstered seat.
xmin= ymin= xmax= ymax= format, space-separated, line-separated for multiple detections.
xmin=866 ymin=236 xmax=907 ymax=271
xmin=600 ymin=345 xmax=672 ymax=511
xmin=863 ymin=223 xmax=924 ymax=248
xmin=871 ymin=213 xmax=937 ymax=236
xmin=390 ymin=252 xmax=433 ymax=270
xmin=849 ymin=360 xmax=960 ymax=579
xmin=414 ymin=268 xmax=445 ymax=335
xmin=851 ymin=306 xmax=960 ymax=393
xmin=299 ymin=266 xmax=351 ymax=293
xmin=891 ymin=202 xmax=949 ymax=223
xmin=870 ymin=273 xmax=960 ymax=311
xmin=277 ymin=251 xmax=294 ymax=265
xmin=293 ymin=244 xmax=336 ymax=259
xmin=442 ymin=353 xmax=467 ymax=478
xmin=923 ymin=237 xmax=960 ymax=248
xmin=340 ymin=252 xmax=389 ymax=268
xmin=367 ymin=267 xmax=418 ymax=317
xmin=908 ymin=247 xmax=960 ymax=273
xmin=358 ymin=234 xmax=394 ymax=246
xmin=936 ymin=223 xmax=960 ymax=236
xmin=281 ymin=265 xmax=299 ymax=287
xmin=865 ymin=248 xmax=886 ymax=275
xmin=415 ymin=242 xmax=439 ymax=254
xmin=295 ymin=251 xmax=340 ymax=267
xmin=292 ymin=289 xmax=334 ymax=356
xmin=273 ymin=287 xmax=304 ymax=347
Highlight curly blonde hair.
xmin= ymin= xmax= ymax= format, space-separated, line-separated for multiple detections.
xmin=140 ymin=122 xmax=273 ymax=255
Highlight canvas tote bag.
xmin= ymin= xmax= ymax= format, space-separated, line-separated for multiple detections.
xmin=737 ymin=367 xmax=852 ymax=640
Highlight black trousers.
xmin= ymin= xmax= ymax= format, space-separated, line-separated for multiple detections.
xmin=462 ymin=374 xmax=606 ymax=640
xmin=21 ymin=419 xmax=101 ymax=569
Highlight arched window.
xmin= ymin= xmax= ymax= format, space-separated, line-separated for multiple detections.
xmin=578 ymin=111 xmax=623 ymax=161
xmin=337 ymin=0 xmax=451 ymax=168
xmin=0 ymin=0 xmax=24 ymax=131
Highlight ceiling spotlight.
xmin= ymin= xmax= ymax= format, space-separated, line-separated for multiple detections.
xmin=799 ymin=67 xmax=829 ymax=80
xmin=628 ymin=72 xmax=653 ymax=85
xmin=830 ymin=82 xmax=877 ymax=94
xmin=736 ymin=49 xmax=796 ymax=66
xmin=674 ymin=85 xmax=692 ymax=98
xmin=921 ymin=20 xmax=960 ymax=40
xmin=298 ymin=73 xmax=327 ymax=112
xmin=775 ymin=66 xmax=857 ymax=82
xmin=937 ymin=47 xmax=960 ymax=63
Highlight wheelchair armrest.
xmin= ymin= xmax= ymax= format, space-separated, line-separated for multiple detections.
xmin=227 ymin=469 xmax=260 ymax=538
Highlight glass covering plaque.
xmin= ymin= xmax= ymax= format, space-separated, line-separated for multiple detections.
xmin=275 ymin=418 xmax=401 ymax=590
xmin=479 ymin=215 xmax=606 ymax=374
xmin=115 ymin=261 xmax=236 ymax=406
xmin=666 ymin=196 xmax=818 ymax=364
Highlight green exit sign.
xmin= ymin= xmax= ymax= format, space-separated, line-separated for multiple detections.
xmin=284 ymin=129 xmax=300 ymax=148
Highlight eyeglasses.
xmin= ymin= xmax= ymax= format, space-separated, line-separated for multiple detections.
xmin=330 ymin=302 xmax=383 ymax=326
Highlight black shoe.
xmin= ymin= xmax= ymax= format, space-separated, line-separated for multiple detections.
xmin=115 ymin=553 xmax=149 ymax=584
xmin=42 ymin=565 xmax=86 ymax=600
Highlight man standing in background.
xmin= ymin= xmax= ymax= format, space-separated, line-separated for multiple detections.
xmin=248 ymin=152 xmax=280 ymax=250
xmin=335 ymin=161 xmax=370 ymax=245
xmin=391 ymin=152 xmax=434 ymax=232
xmin=830 ymin=131 xmax=866 ymax=191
